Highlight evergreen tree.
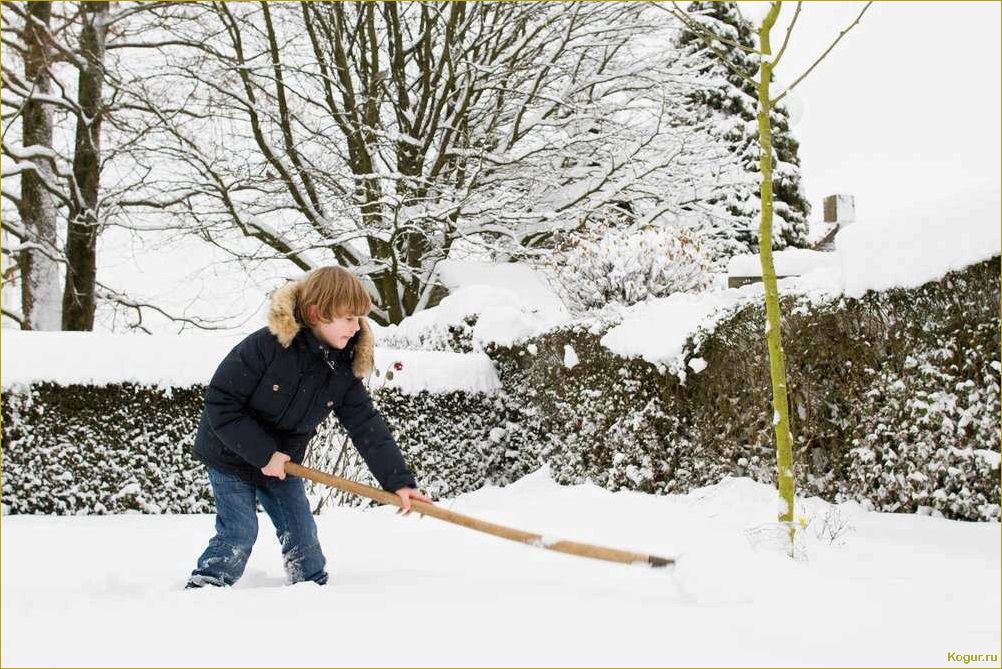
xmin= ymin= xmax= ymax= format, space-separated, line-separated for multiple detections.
xmin=675 ymin=1 xmax=811 ymax=252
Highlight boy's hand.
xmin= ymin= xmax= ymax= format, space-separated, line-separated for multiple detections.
xmin=394 ymin=487 xmax=432 ymax=516
xmin=261 ymin=451 xmax=291 ymax=479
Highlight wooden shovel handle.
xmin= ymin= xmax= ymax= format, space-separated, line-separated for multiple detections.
xmin=285 ymin=461 xmax=674 ymax=568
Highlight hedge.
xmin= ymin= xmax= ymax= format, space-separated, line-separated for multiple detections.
xmin=2 ymin=257 xmax=998 ymax=520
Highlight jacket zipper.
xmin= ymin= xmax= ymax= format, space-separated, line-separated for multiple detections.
xmin=321 ymin=345 xmax=339 ymax=372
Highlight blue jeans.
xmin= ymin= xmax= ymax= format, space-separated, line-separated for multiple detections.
xmin=188 ymin=466 xmax=328 ymax=587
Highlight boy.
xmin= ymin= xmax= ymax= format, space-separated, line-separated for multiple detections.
xmin=187 ymin=266 xmax=430 ymax=588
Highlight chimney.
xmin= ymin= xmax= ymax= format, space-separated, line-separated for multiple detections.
xmin=823 ymin=193 xmax=856 ymax=227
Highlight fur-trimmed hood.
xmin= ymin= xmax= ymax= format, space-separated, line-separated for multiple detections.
xmin=265 ymin=280 xmax=374 ymax=379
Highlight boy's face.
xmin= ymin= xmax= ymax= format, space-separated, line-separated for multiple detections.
xmin=308 ymin=305 xmax=362 ymax=349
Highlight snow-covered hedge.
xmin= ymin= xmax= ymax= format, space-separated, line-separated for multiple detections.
xmin=479 ymin=257 xmax=1000 ymax=520
xmin=302 ymin=388 xmax=535 ymax=508
xmin=3 ymin=258 xmax=998 ymax=520
xmin=0 ymin=380 xmax=516 ymax=515
xmin=484 ymin=327 xmax=708 ymax=493
xmin=1 ymin=383 xmax=211 ymax=514
xmin=381 ymin=256 xmax=999 ymax=520
xmin=679 ymin=256 xmax=1001 ymax=520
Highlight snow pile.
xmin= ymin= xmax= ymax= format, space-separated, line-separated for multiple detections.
xmin=372 ymin=347 xmax=500 ymax=395
xmin=600 ymin=282 xmax=767 ymax=372
xmin=436 ymin=259 xmax=568 ymax=316
xmin=0 ymin=331 xmax=500 ymax=395
xmin=376 ymin=260 xmax=570 ymax=349
xmin=2 ymin=467 xmax=998 ymax=667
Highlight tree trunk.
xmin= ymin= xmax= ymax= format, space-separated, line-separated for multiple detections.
xmin=18 ymin=0 xmax=62 ymax=331
xmin=62 ymin=0 xmax=109 ymax=331
xmin=756 ymin=3 xmax=797 ymax=556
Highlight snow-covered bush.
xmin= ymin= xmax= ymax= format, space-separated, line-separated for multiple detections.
xmin=681 ymin=256 xmax=1000 ymax=520
xmin=304 ymin=387 xmax=531 ymax=508
xmin=549 ymin=223 xmax=716 ymax=312
xmin=373 ymin=281 xmax=571 ymax=354
xmin=3 ymin=258 xmax=997 ymax=520
xmin=485 ymin=325 xmax=713 ymax=495
xmin=1 ymin=383 xmax=211 ymax=514
xmin=373 ymin=314 xmax=479 ymax=353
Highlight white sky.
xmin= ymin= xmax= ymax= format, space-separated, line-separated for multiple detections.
xmin=736 ymin=1 xmax=1001 ymax=224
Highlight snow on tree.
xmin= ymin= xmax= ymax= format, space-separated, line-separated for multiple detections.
xmin=673 ymin=1 xmax=811 ymax=253
xmin=1 ymin=1 xmax=231 ymax=332
xmin=117 ymin=3 xmax=754 ymax=324
xmin=2 ymin=2 xmax=805 ymax=328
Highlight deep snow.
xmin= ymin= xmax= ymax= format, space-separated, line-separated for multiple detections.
xmin=2 ymin=468 xmax=998 ymax=667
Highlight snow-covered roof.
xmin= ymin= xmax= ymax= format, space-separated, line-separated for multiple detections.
xmin=807 ymin=219 xmax=839 ymax=247
xmin=727 ymin=249 xmax=838 ymax=278
xmin=836 ymin=187 xmax=1000 ymax=298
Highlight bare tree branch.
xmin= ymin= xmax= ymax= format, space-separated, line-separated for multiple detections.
xmin=771 ymin=2 xmax=873 ymax=106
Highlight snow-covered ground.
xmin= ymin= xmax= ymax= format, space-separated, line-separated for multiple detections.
xmin=2 ymin=468 xmax=998 ymax=668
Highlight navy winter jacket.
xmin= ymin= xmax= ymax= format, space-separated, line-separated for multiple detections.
xmin=192 ymin=282 xmax=416 ymax=491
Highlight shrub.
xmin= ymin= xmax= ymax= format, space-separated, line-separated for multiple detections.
xmin=549 ymin=224 xmax=716 ymax=311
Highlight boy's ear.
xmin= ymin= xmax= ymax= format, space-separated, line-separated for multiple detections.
xmin=304 ymin=303 xmax=316 ymax=323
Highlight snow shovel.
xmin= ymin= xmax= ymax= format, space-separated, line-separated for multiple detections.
xmin=285 ymin=462 xmax=674 ymax=568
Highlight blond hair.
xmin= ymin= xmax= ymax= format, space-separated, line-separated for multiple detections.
xmin=294 ymin=266 xmax=372 ymax=326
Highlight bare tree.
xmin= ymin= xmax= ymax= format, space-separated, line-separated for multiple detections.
xmin=61 ymin=0 xmax=107 ymax=330
xmin=2 ymin=1 xmax=235 ymax=332
xmin=7 ymin=1 xmax=61 ymax=330
xmin=135 ymin=1 xmax=744 ymax=325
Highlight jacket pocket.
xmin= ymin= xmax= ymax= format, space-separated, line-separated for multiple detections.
xmin=280 ymin=394 xmax=337 ymax=445
xmin=248 ymin=372 xmax=301 ymax=426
